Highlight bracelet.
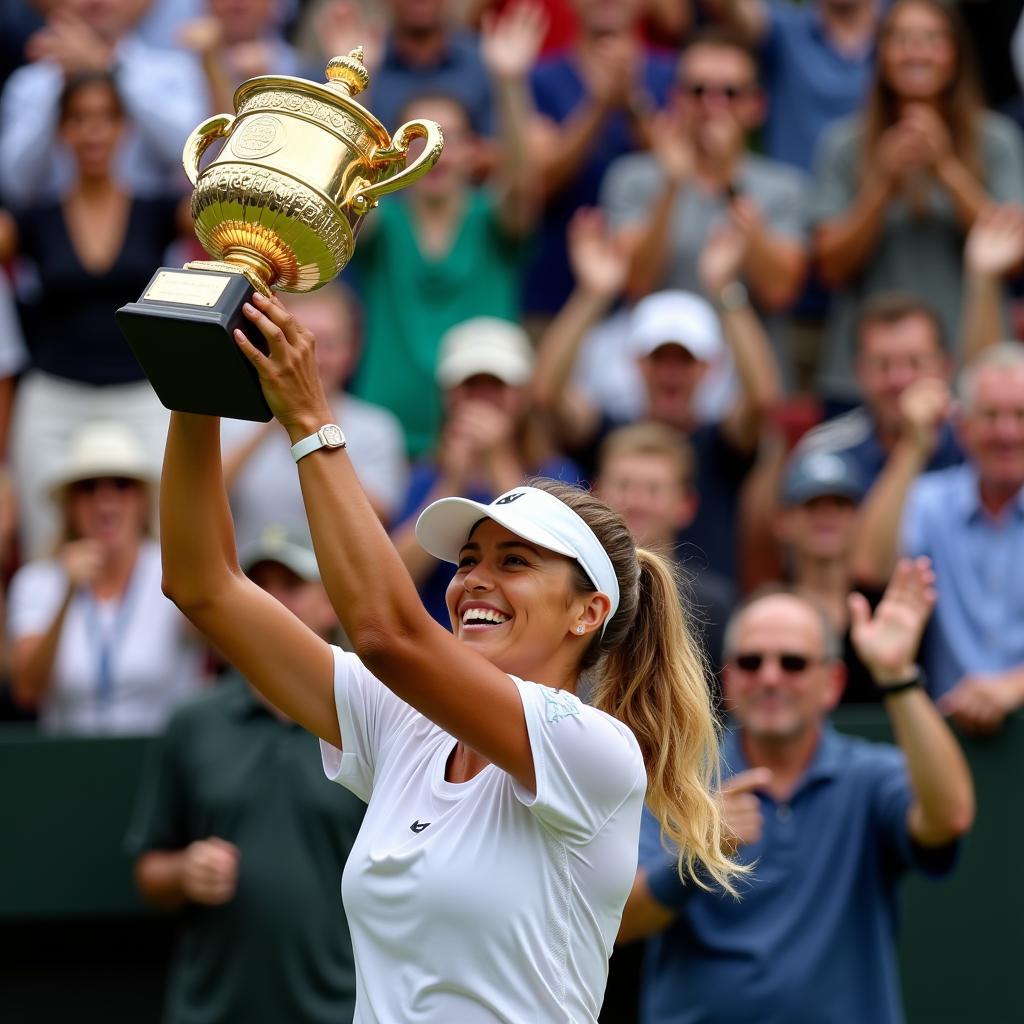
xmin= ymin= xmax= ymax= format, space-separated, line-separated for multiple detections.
xmin=877 ymin=667 xmax=925 ymax=697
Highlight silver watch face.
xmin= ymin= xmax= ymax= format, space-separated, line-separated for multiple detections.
xmin=319 ymin=424 xmax=345 ymax=448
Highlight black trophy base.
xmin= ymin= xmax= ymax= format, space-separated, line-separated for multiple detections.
xmin=116 ymin=266 xmax=273 ymax=421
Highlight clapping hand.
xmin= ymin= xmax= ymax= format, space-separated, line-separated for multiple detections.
xmin=481 ymin=1 xmax=548 ymax=83
xmin=898 ymin=377 xmax=952 ymax=456
xmin=699 ymin=219 xmax=748 ymax=297
xmin=849 ymin=557 xmax=936 ymax=687
xmin=27 ymin=8 xmax=112 ymax=75
xmin=650 ymin=106 xmax=694 ymax=186
xmin=567 ymin=208 xmax=629 ymax=301
xmin=60 ymin=538 xmax=105 ymax=589
xmin=965 ymin=204 xmax=1024 ymax=279
xmin=315 ymin=0 xmax=385 ymax=71
xmin=182 ymin=838 xmax=240 ymax=905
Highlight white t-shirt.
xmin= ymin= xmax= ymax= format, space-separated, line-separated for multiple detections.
xmin=7 ymin=540 xmax=203 ymax=735
xmin=320 ymin=647 xmax=647 ymax=1024
xmin=222 ymin=393 xmax=408 ymax=549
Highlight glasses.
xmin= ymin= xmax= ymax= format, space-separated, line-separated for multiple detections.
xmin=70 ymin=476 xmax=140 ymax=495
xmin=678 ymin=82 xmax=754 ymax=101
xmin=734 ymin=652 xmax=823 ymax=674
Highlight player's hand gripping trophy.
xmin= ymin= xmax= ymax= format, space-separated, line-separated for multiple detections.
xmin=117 ymin=48 xmax=443 ymax=420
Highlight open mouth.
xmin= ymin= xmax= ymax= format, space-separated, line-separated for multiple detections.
xmin=460 ymin=607 xmax=513 ymax=631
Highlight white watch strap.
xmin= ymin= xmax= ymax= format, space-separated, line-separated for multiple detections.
xmin=291 ymin=424 xmax=346 ymax=463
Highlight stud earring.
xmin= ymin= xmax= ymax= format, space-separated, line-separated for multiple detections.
xmin=576 ymin=625 xmax=585 ymax=634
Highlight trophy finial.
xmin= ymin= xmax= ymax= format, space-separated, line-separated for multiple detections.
xmin=326 ymin=47 xmax=370 ymax=97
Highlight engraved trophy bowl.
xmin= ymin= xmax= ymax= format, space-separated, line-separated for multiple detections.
xmin=182 ymin=47 xmax=444 ymax=293
xmin=116 ymin=47 xmax=444 ymax=421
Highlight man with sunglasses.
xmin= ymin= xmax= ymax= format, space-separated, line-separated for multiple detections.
xmin=618 ymin=559 xmax=974 ymax=1024
xmin=601 ymin=27 xmax=808 ymax=320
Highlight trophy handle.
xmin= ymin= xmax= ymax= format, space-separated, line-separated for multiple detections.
xmin=348 ymin=119 xmax=444 ymax=214
xmin=182 ymin=113 xmax=236 ymax=187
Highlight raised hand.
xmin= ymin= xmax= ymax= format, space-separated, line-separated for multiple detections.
xmin=27 ymin=9 xmax=112 ymax=74
xmin=177 ymin=15 xmax=224 ymax=55
xmin=965 ymin=203 xmax=1024 ymax=278
xmin=60 ymin=539 xmax=105 ymax=589
xmin=236 ymin=292 xmax=333 ymax=436
xmin=583 ymin=33 xmax=637 ymax=110
xmin=181 ymin=837 xmax=240 ymax=905
xmin=720 ymin=768 xmax=771 ymax=852
xmin=314 ymin=0 xmax=385 ymax=70
xmin=699 ymin=219 xmax=749 ymax=296
xmin=481 ymin=1 xmax=549 ymax=83
xmin=650 ymin=107 xmax=694 ymax=186
xmin=849 ymin=557 xmax=936 ymax=686
xmin=567 ymin=207 xmax=629 ymax=300
xmin=898 ymin=377 xmax=952 ymax=454
xmin=874 ymin=122 xmax=931 ymax=186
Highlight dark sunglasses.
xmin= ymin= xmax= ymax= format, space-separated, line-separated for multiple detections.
xmin=734 ymin=652 xmax=822 ymax=674
xmin=70 ymin=476 xmax=140 ymax=495
xmin=678 ymin=82 xmax=753 ymax=101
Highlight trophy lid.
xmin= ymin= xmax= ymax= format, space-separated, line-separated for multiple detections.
xmin=325 ymin=48 xmax=370 ymax=99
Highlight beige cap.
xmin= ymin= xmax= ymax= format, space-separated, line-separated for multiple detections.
xmin=436 ymin=317 xmax=534 ymax=389
xmin=48 ymin=421 xmax=156 ymax=502
xmin=628 ymin=291 xmax=723 ymax=362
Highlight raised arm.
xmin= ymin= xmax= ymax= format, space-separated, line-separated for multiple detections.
xmin=480 ymin=1 xmax=547 ymax=238
xmin=160 ymin=412 xmax=337 ymax=744
xmin=706 ymin=0 xmax=767 ymax=42
xmin=850 ymin=378 xmax=950 ymax=586
xmin=960 ymin=203 xmax=1024 ymax=365
xmin=234 ymin=295 xmax=540 ymax=790
xmin=699 ymin=221 xmax=782 ymax=454
xmin=849 ymin=557 xmax=975 ymax=845
xmin=531 ymin=208 xmax=627 ymax=448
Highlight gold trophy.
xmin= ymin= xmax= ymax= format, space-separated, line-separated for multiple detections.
xmin=117 ymin=48 xmax=443 ymax=420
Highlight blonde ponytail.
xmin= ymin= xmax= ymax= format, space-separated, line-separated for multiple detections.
xmin=529 ymin=480 xmax=742 ymax=895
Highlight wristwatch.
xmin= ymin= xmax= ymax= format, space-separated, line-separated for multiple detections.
xmin=291 ymin=423 xmax=347 ymax=463
xmin=876 ymin=666 xmax=925 ymax=697
xmin=715 ymin=281 xmax=749 ymax=313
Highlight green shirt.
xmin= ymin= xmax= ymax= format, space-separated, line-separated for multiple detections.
xmin=126 ymin=674 xmax=364 ymax=1024
xmin=352 ymin=189 xmax=526 ymax=459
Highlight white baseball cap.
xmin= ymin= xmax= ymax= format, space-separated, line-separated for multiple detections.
xmin=416 ymin=485 xmax=620 ymax=631
xmin=435 ymin=317 xmax=534 ymax=389
xmin=628 ymin=291 xmax=723 ymax=362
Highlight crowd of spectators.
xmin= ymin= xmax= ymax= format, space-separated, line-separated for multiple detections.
xmin=0 ymin=0 xmax=1021 ymax=1021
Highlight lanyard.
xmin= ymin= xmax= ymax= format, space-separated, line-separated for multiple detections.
xmin=81 ymin=557 xmax=142 ymax=706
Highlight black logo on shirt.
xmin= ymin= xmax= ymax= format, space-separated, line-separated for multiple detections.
xmin=494 ymin=492 xmax=525 ymax=505
xmin=410 ymin=820 xmax=430 ymax=833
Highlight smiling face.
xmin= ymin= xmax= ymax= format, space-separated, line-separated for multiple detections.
xmin=444 ymin=519 xmax=607 ymax=681
xmin=638 ymin=344 xmax=708 ymax=428
xmin=723 ymin=595 xmax=844 ymax=743
xmin=960 ymin=363 xmax=1024 ymax=494
xmin=879 ymin=0 xmax=957 ymax=102
xmin=59 ymin=79 xmax=124 ymax=179
xmin=597 ymin=451 xmax=695 ymax=549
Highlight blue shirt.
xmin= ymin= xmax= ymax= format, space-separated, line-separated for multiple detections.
xmin=523 ymin=51 xmax=677 ymax=314
xmin=762 ymin=3 xmax=875 ymax=173
xmin=395 ymin=457 xmax=584 ymax=625
xmin=639 ymin=725 xmax=957 ymax=1024
xmin=366 ymin=31 xmax=493 ymax=137
xmin=902 ymin=464 xmax=1024 ymax=697
xmin=796 ymin=405 xmax=964 ymax=489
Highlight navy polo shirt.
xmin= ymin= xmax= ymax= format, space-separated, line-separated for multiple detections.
xmin=638 ymin=725 xmax=958 ymax=1024
xmin=366 ymin=31 xmax=493 ymax=137
xmin=761 ymin=3 xmax=875 ymax=173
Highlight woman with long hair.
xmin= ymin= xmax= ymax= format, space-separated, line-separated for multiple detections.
xmin=812 ymin=0 xmax=1024 ymax=408
xmin=0 ymin=70 xmax=187 ymax=556
xmin=159 ymin=292 xmax=739 ymax=1022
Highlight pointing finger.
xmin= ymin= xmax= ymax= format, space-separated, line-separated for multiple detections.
xmin=722 ymin=768 xmax=773 ymax=795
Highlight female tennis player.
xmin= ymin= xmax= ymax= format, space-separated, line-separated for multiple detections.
xmin=160 ymin=292 xmax=738 ymax=1022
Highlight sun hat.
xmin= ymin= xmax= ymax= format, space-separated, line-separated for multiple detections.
xmin=48 ymin=421 xmax=156 ymax=502
xmin=416 ymin=485 xmax=620 ymax=632
xmin=435 ymin=317 xmax=535 ymax=389
xmin=781 ymin=451 xmax=866 ymax=507
xmin=627 ymin=290 xmax=723 ymax=362
xmin=240 ymin=524 xmax=320 ymax=582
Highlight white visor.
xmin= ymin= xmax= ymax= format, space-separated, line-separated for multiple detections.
xmin=416 ymin=485 xmax=621 ymax=632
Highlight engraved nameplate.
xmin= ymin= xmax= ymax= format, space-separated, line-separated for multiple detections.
xmin=143 ymin=271 xmax=232 ymax=307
